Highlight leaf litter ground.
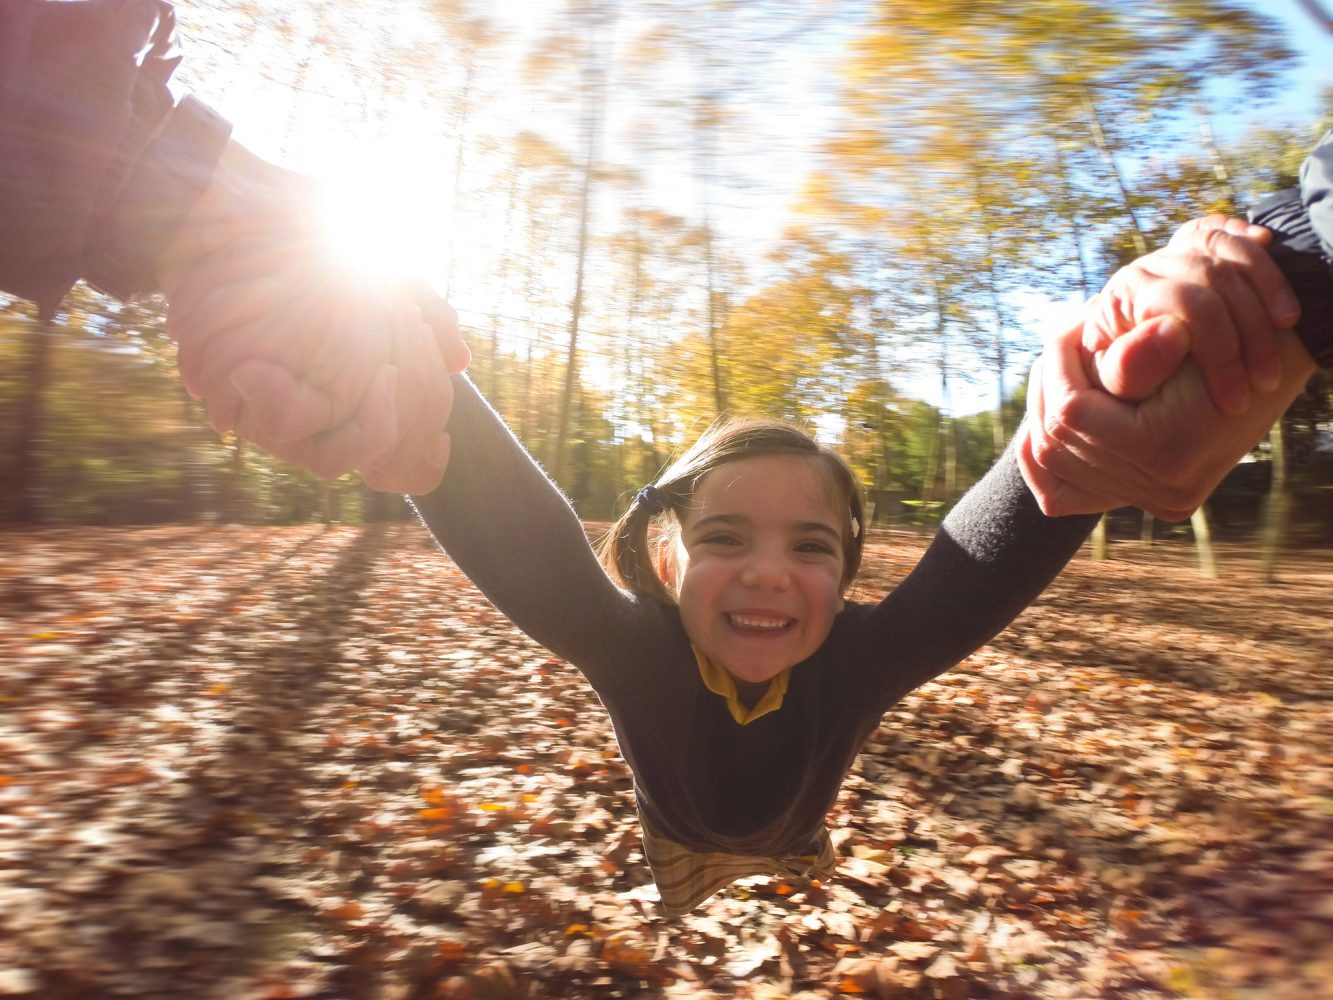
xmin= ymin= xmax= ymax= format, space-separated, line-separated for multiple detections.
xmin=1 ymin=524 xmax=1330 ymax=1000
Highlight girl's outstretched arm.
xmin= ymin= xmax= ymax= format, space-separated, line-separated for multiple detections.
xmin=409 ymin=375 xmax=676 ymax=687
xmin=847 ymin=443 xmax=1097 ymax=708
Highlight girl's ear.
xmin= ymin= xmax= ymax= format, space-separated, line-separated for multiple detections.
xmin=656 ymin=535 xmax=677 ymax=588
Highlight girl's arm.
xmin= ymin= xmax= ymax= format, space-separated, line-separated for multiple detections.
xmin=409 ymin=375 xmax=673 ymax=684
xmin=850 ymin=443 xmax=1096 ymax=705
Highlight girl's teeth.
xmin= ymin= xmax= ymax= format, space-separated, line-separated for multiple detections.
xmin=729 ymin=614 xmax=790 ymax=630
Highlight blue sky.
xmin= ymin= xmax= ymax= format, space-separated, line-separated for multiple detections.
xmin=1208 ymin=1 xmax=1332 ymax=140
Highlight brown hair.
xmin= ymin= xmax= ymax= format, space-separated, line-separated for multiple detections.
xmin=598 ymin=417 xmax=865 ymax=606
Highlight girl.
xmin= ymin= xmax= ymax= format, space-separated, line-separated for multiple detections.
xmin=409 ymin=372 xmax=1095 ymax=915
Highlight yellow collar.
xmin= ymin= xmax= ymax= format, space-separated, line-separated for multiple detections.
xmin=691 ymin=646 xmax=791 ymax=725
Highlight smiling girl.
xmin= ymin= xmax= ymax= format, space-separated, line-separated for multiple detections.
xmin=404 ymin=212 xmax=1304 ymax=915
xmin=410 ymin=385 xmax=1094 ymax=914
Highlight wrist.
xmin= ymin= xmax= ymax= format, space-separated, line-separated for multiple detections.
xmin=84 ymin=97 xmax=233 ymax=302
xmin=154 ymin=140 xmax=316 ymax=302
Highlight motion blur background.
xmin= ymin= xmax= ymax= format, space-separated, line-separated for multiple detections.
xmin=2 ymin=0 xmax=1331 ymax=534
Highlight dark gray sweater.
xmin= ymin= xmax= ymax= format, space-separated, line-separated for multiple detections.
xmin=413 ymin=377 xmax=1095 ymax=857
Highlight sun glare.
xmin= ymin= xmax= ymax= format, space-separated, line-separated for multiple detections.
xmin=315 ymin=126 xmax=456 ymax=284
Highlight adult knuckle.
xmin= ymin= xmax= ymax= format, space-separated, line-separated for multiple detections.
xmin=1028 ymin=430 xmax=1063 ymax=469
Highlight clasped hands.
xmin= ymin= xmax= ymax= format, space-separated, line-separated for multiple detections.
xmin=1018 ymin=215 xmax=1318 ymax=521
xmin=155 ymin=141 xmax=465 ymax=495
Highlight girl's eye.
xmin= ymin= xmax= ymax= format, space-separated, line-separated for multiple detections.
xmin=700 ymin=533 xmax=740 ymax=547
xmin=797 ymin=540 xmax=835 ymax=555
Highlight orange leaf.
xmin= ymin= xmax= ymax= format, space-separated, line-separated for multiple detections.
xmin=438 ymin=940 xmax=467 ymax=962
xmin=324 ymin=902 xmax=365 ymax=921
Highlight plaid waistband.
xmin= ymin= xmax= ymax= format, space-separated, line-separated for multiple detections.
xmin=638 ymin=816 xmax=837 ymax=916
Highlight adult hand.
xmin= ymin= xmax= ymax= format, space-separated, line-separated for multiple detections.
xmin=1016 ymin=214 xmax=1313 ymax=519
xmin=157 ymin=141 xmax=469 ymax=494
xmin=1018 ymin=320 xmax=1315 ymax=520
xmin=1079 ymin=215 xmax=1301 ymax=416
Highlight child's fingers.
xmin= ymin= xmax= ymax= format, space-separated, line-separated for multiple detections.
xmin=357 ymin=318 xmax=456 ymax=494
xmin=1167 ymin=214 xmax=1273 ymax=251
xmin=386 ymin=305 xmax=432 ymax=445
xmin=360 ymin=431 xmax=452 ymax=495
xmin=276 ymin=365 xmax=400 ymax=480
xmin=230 ymin=360 xmax=335 ymax=445
xmin=409 ymin=280 xmax=471 ymax=375
xmin=1167 ymin=217 xmax=1296 ymax=389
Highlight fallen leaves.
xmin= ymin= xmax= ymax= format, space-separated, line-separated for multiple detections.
xmin=1 ymin=525 xmax=1331 ymax=998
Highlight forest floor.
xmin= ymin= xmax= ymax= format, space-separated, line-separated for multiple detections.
xmin=1 ymin=523 xmax=1331 ymax=1000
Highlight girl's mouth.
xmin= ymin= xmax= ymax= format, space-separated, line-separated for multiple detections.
xmin=726 ymin=613 xmax=794 ymax=631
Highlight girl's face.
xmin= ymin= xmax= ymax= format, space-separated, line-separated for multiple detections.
xmin=663 ymin=455 xmax=848 ymax=684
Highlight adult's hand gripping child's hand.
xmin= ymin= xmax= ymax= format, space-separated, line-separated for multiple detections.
xmin=1017 ymin=215 xmax=1317 ymax=520
xmin=158 ymin=141 xmax=469 ymax=495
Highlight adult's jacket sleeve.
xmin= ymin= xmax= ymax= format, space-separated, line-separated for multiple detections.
xmin=0 ymin=0 xmax=180 ymax=318
xmin=1248 ymin=131 xmax=1333 ymax=369
xmin=1303 ymin=129 xmax=1332 ymax=259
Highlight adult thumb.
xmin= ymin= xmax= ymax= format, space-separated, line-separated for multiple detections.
xmin=1092 ymin=316 xmax=1190 ymax=401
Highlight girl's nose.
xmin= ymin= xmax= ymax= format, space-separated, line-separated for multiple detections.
xmin=740 ymin=550 xmax=790 ymax=589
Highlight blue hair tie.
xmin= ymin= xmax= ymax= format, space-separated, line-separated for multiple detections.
xmin=633 ymin=485 xmax=668 ymax=513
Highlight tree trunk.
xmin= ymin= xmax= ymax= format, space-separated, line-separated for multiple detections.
xmin=552 ymin=28 xmax=607 ymax=483
xmin=920 ymin=415 xmax=939 ymax=505
xmin=179 ymin=387 xmax=205 ymax=522
xmin=1190 ymin=507 xmax=1218 ymax=578
xmin=488 ymin=167 xmax=521 ymax=410
xmin=1051 ymin=136 xmax=1093 ymax=300
xmin=1259 ymin=420 xmax=1288 ymax=583
xmin=1293 ymin=0 xmax=1333 ymax=35
xmin=1080 ymin=87 xmax=1148 ymax=257
xmin=944 ymin=413 xmax=958 ymax=500
xmin=1140 ymin=512 xmax=1155 ymax=545
xmin=8 ymin=318 xmax=57 ymax=524
xmin=444 ymin=57 xmax=477 ymax=301
xmin=226 ymin=436 xmax=247 ymax=523
xmin=973 ymin=165 xmax=1008 ymax=458
xmin=702 ymin=224 xmax=728 ymax=415
xmin=321 ymin=481 xmax=335 ymax=525
xmin=688 ymin=41 xmax=729 ymax=416
xmin=1090 ymin=514 xmax=1108 ymax=560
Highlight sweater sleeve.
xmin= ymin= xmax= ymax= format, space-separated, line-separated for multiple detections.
xmin=0 ymin=0 xmax=180 ymax=317
xmin=409 ymin=375 xmax=675 ymax=692
xmin=847 ymin=442 xmax=1096 ymax=705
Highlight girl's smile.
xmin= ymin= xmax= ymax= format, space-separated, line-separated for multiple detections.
xmin=662 ymin=454 xmax=849 ymax=684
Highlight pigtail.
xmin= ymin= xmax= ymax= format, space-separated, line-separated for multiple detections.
xmin=599 ymin=489 xmax=677 ymax=606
